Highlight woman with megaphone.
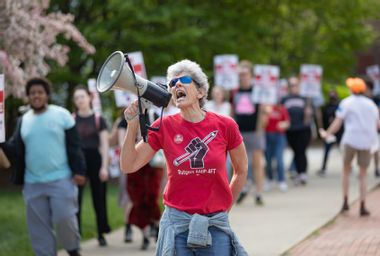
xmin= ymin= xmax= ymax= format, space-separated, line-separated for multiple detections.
xmin=120 ymin=59 xmax=248 ymax=255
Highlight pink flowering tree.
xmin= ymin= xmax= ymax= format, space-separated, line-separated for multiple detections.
xmin=0 ymin=0 xmax=95 ymax=97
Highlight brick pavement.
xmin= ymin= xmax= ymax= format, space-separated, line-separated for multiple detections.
xmin=288 ymin=184 xmax=380 ymax=256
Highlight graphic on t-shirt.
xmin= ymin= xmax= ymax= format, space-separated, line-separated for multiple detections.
xmin=235 ymin=94 xmax=255 ymax=114
xmin=173 ymin=131 xmax=218 ymax=168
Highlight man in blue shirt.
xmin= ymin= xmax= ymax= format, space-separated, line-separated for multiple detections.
xmin=3 ymin=78 xmax=86 ymax=256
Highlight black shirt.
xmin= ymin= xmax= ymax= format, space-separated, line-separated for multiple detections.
xmin=75 ymin=113 xmax=107 ymax=149
xmin=232 ymin=87 xmax=259 ymax=132
xmin=281 ymin=94 xmax=310 ymax=131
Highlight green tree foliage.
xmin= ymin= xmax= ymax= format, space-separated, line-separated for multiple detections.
xmin=48 ymin=0 xmax=380 ymax=110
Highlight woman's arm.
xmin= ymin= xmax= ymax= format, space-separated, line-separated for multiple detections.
xmin=99 ymin=130 xmax=110 ymax=181
xmin=229 ymin=142 xmax=248 ymax=203
xmin=119 ymin=101 xmax=156 ymax=173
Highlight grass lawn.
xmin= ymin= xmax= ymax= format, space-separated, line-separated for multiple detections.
xmin=0 ymin=182 xmax=124 ymax=256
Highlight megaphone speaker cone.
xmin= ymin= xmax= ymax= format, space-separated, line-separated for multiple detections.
xmin=96 ymin=51 xmax=125 ymax=93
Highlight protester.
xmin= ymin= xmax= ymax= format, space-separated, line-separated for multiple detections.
xmin=118 ymin=109 xmax=163 ymax=250
xmin=281 ymin=76 xmax=313 ymax=185
xmin=317 ymin=90 xmax=343 ymax=177
xmin=204 ymin=85 xmax=232 ymax=117
xmin=2 ymin=78 xmax=85 ymax=256
xmin=264 ymin=103 xmax=290 ymax=191
xmin=232 ymin=60 xmax=268 ymax=205
xmin=320 ymin=77 xmax=380 ymax=216
xmin=120 ymin=59 xmax=248 ymax=255
xmin=73 ymin=86 xmax=111 ymax=246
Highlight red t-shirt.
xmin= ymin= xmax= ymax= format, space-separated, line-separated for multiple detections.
xmin=265 ymin=105 xmax=290 ymax=133
xmin=148 ymin=111 xmax=243 ymax=214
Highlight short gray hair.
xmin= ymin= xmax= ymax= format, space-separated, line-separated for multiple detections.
xmin=167 ymin=59 xmax=209 ymax=108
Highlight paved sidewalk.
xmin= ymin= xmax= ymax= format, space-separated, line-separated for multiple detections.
xmin=59 ymin=146 xmax=380 ymax=256
xmin=288 ymin=185 xmax=380 ymax=256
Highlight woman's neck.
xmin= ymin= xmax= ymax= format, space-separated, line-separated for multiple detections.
xmin=77 ymin=108 xmax=93 ymax=117
xmin=180 ymin=107 xmax=206 ymax=123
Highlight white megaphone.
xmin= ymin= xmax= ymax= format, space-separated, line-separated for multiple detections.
xmin=96 ymin=51 xmax=172 ymax=108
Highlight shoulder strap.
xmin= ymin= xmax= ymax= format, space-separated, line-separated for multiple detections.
xmin=95 ymin=113 xmax=100 ymax=131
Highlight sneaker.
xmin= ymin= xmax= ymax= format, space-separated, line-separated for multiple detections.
xmin=98 ymin=235 xmax=107 ymax=247
xmin=141 ymin=236 xmax=150 ymax=250
xmin=278 ymin=182 xmax=288 ymax=192
xmin=317 ymin=169 xmax=326 ymax=177
xmin=299 ymin=174 xmax=307 ymax=185
xmin=375 ymin=169 xmax=380 ymax=178
xmin=236 ymin=191 xmax=247 ymax=204
xmin=360 ymin=208 xmax=370 ymax=217
xmin=150 ymin=224 xmax=159 ymax=242
xmin=255 ymin=195 xmax=264 ymax=206
xmin=67 ymin=249 xmax=81 ymax=256
xmin=124 ymin=224 xmax=133 ymax=243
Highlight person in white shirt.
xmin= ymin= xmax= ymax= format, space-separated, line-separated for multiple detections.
xmin=204 ymin=86 xmax=232 ymax=117
xmin=320 ymin=77 xmax=380 ymax=217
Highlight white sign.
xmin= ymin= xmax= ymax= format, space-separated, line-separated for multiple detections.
xmin=214 ymin=55 xmax=239 ymax=90
xmin=87 ymin=78 xmax=102 ymax=114
xmin=252 ymin=65 xmax=279 ymax=104
xmin=127 ymin=51 xmax=147 ymax=78
xmin=0 ymin=75 xmax=4 ymax=142
xmin=108 ymin=148 xmax=120 ymax=178
xmin=114 ymin=51 xmax=147 ymax=107
xmin=366 ymin=65 xmax=380 ymax=96
xmin=300 ymin=64 xmax=323 ymax=98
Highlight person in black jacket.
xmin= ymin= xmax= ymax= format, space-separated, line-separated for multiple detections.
xmin=317 ymin=90 xmax=344 ymax=177
xmin=2 ymin=78 xmax=86 ymax=256
xmin=281 ymin=76 xmax=313 ymax=185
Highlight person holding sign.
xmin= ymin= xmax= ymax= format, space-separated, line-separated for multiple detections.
xmin=120 ymin=60 xmax=248 ymax=255
xmin=231 ymin=60 xmax=269 ymax=205
xmin=320 ymin=78 xmax=380 ymax=216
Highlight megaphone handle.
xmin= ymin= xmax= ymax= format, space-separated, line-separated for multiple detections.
xmin=139 ymin=111 xmax=148 ymax=142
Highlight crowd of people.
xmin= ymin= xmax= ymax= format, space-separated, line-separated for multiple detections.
xmin=2 ymin=58 xmax=380 ymax=255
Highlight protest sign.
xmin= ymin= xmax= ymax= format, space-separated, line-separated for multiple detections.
xmin=87 ymin=78 xmax=102 ymax=114
xmin=252 ymin=65 xmax=279 ymax=104
xmin=214 ymin=54 xmax=239 ymax=90
xmin=300 ymin=64 xmax=323 ymax=98
xmin=366 ymin=65 xmax=380 ymax=96
xmin=114 ymin=51 xmax=147 ymax=107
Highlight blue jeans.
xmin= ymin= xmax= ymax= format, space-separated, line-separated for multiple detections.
xmin=175 ymin=226 xmax=232 ymax=256
xmin=265 ymin=133 xmax=286 ymax=182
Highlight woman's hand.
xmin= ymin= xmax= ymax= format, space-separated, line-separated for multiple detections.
xmin=99 ymin=166 xmax=109 ymax=182
xmin=124 ymin=100 xmax=140 ymax=123
xmin=319 ymin=128 xmax=336 ymax=143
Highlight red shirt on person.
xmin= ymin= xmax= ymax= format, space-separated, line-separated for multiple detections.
xmin=265 ymin=105 xmax=290 ymax=133
xmin=148 ymin=111 xmax=243 ymax=215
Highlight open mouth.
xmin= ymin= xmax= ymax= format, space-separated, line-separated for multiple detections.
xmin=176 ymin=91 xmax=186 ymax=100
